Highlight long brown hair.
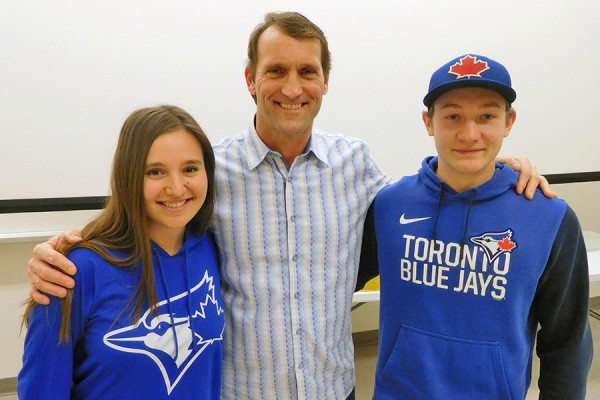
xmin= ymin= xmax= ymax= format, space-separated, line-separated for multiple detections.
xmin=23 ymin=105 xmax=216 ymax=343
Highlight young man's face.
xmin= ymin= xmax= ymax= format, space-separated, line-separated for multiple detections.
xmin=245 ymin=26 xmax=328 ymax=144
xmin=423 ymin=87 xmax=516 ymax=192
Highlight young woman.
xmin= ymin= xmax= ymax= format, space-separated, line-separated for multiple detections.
xmin=19 ymin=105 xmax=224 ymax=399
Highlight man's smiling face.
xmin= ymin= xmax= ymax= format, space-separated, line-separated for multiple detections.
xmin=245 ymin=26 xmax=328 ymax=145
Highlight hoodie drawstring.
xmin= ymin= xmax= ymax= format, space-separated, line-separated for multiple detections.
xmin=432 ymin=185 xmax=477 ymax=262
xmin=459 ymin=189 xmax=477 ymax=261
xmin=184 ymin=250 xmax=196 ymax=351
xmin=155 ymin=248 xmax=180 ymax=361
xmin=431 ymin=185 xmax=444 ymax=244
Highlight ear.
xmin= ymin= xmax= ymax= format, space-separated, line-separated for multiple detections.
xmin=323 ymin=79 xmax=329 ymax=95
xmin=504 ymin=109 xmax=517 ymax=138
xmin=245 ymin=67 xmax=256 ymax=96
xmin=422 ymin=111 xmax=434 ymax=136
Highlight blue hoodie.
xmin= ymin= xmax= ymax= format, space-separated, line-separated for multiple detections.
xmin=365 ymin=157 xmax=592 ymax=399
xmin=19 ymin=229 xmax=224 ymax=399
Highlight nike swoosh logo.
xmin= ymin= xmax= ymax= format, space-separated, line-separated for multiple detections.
xmin=399 ymin=213 xmax=431 ymax=225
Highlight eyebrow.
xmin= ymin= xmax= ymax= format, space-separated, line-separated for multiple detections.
xmin=263 ymin=62 xmax=284 ymax=70
xmin=145 ymin=159 xmax=203 ymax=167
xmin=480 ymin=102 xmax=503 ymax=109
xmin=439 ymin=101 xmax=503 ymax=110
xmin=263 ymin=61 xmax=321 ymax=71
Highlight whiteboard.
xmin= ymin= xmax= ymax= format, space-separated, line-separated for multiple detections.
xmin=2 ymin=0 xmax=599 ymax=201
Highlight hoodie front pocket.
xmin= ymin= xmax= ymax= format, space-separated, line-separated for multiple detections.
xmin=378 ymin=324 xmax=511 ymax=400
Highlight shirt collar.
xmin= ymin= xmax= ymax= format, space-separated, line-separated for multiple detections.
xmin=245 ymin=122 xmax=271 ymax=170
xmin=245 ymin=117 xmax=330 ymax=170
xmin=308 ymin=132 xmax=331 ymax=167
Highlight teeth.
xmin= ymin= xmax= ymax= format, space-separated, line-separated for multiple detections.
xmin=162 ymin=200 xmax=186 ymax=208
xmin=280 ymin=102 xmax=302 ymax=110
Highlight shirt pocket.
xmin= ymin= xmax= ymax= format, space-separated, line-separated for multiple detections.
xmin=378 ymin=324 xmax=512 ymax=400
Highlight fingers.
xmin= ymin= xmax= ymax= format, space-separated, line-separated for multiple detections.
xmin=26 ymin=232 xmax=81 ymax=304
xmin=28 ymin=261 xmax=73 ymax=298
xmin=28 ymin=240 xmax=77 ymax=301
xmin=501 ymin=156 xmax=554 ymax=200
xmin=521 ymin=173 xmax=557 ymax=200
xmin=497 ymin=156 xmax=521 ymax=171
xmin=522 ymin=177 xmax=537 ymax=200
xmin=538 ymin=175 xmax=558 ymax=199
xmin=495 ymin=157 xmax=560 ymax=200
xmin=55 ymin=229 xmax=82 ymax=249
xmin=65 ymin=229 xmax=83 ymax=241
xmin=497 ymin=155 xmax=530 ymax=193
xmin=515 ymin=175 xmax=526 ymax=195
xmin=32 ymin=241 xmax=78 ymax=276
xmin=514 ymin=158 xmax=533 ymax=196
xmin=28 ymin=252 xmax=76 ymax=285
xmin=29 ymin=284 xmax=51 ymax=305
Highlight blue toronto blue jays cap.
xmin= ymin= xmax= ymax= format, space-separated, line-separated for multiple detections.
xmin=423 ymin=54 xmax=517 ymax=107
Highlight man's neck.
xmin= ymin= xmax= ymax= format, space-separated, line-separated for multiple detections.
xmin=255 ymin=121 xmax=311 ymax=166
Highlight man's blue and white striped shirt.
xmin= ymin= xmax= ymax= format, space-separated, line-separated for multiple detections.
xmin=212 ymin=123 xmax=389 ymax=399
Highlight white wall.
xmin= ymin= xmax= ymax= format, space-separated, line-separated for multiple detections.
xmin=0 ymin=242 xmax=33 ymax=379
xmin=553 ymin=182 xmax=600 ymax=233
xmin=1 ymin=0 xmax=599 ymax=202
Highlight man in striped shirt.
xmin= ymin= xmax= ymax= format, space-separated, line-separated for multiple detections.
xmin=210 ymin=13 xmax=389 ymax=398
xmin=28 ymin=11 xmax=551 ymax=400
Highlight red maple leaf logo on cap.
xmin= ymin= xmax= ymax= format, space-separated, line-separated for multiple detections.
xmin=497 ymin=237 xmax=517 ymax=251
xmin=449 ymin=55 xmax=489 ymax=79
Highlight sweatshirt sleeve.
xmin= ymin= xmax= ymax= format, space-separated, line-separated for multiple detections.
xmin=356 ymin=201 xmax=379 ymax=291
xmin=533 ymin=205 xmax=593 ymax=399
xmin=18 ymin=251 xmax=89 ymax=400
xmin=18 ymin=297 xmax=75 ymax=399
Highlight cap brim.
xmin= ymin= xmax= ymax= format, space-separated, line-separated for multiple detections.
xmin=423 ymin=80 xmax=517 ymax=107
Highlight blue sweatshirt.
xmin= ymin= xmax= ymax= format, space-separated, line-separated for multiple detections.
xmin=19 ymin=230 xmax=224 ymax=399
xmin=362 ymin=157 xmax=592 ymax=400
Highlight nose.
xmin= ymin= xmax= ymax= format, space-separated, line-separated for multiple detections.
xmin=165 ymin=174 xmax=186 ymax=197
xmin=281 ymin=72 xmax=302 ymax=98
xmin=458 ymin=120 xmax=480 ymax=141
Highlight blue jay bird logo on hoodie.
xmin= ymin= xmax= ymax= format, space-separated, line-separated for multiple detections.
xmin=103 ymin=270 xmax=224 ymax=394
xmin=470 ymin=229 xmax=518 ymax=263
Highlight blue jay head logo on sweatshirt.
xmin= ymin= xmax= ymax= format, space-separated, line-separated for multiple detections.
xmin=102 ymin=270 xmax=224 ymax=394
xmin=470 ymin=229 xmax=518 ymax=263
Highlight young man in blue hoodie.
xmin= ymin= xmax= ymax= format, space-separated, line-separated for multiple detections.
xmin=363 ymin=54 xmax=593 ymax=399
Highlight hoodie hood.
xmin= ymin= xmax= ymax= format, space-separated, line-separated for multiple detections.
xmin=419 ymin=156 xmax=518 ymax=201
xmin=419 ymin=156 xmax=519 ymax=253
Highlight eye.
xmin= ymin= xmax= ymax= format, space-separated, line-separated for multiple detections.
xmin=266 ymin=67 xmax=284 ymax=75
xmin=300 ymin=68 xmax=317 ymax=76
xmin=145 ymin=168 xmax=163 ymax=177
xmin=445 ymin=114 xmax=460 ymax=121
xmin=482 ymin=114 xmax=496 ymax=120
xmin=184 ymin=165 xmax=200 ymax=174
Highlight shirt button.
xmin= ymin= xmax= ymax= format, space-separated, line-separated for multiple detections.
xmin=297 ymin=362 xmax=303 ymax=369
xmin=296 ymin=329 xmax=301 ymax=335
xmin=290 ymin=216 xmax=295 ymax=222
xmin=294 ymin=292 xmax=299 ymax=299
xmin=292 ymin=255 xmax=297 ymax=262
xmin=288 ymin=177 xmax=293 ymax=183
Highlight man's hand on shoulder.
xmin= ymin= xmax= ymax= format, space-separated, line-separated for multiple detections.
xmin=497 ymin=156 xmax=557 ymax=200
xmin=28 ymin=230 xmax=82 ymax=304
